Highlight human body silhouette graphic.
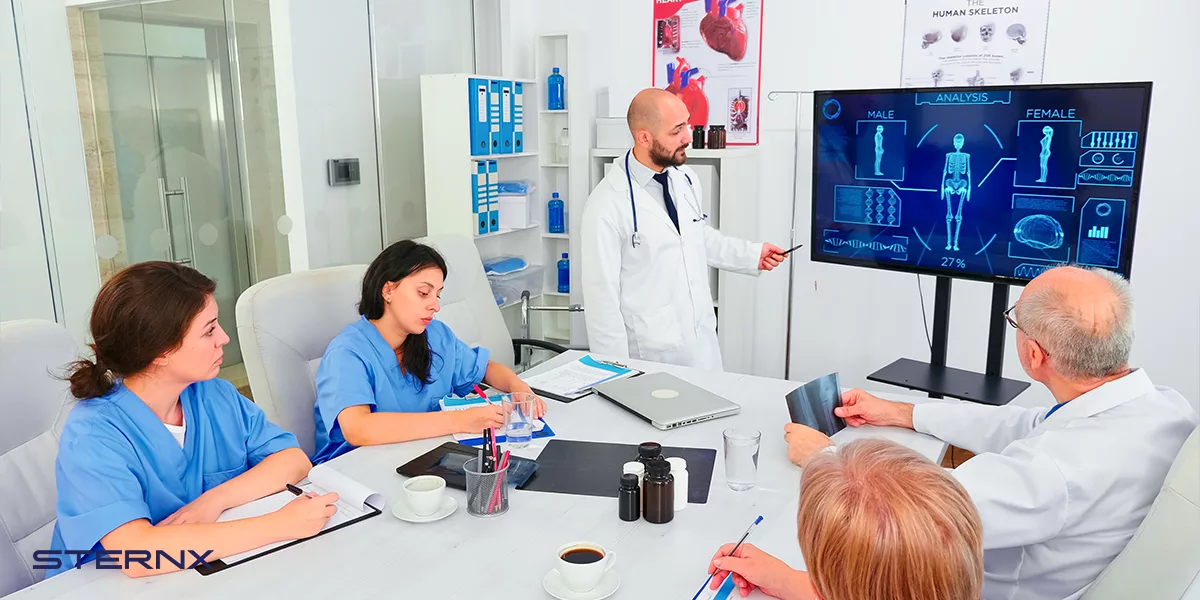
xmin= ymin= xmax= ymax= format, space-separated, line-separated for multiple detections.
xmin=941 ymin=133 xmax=971 ymax=251
xmin=874 ymin=125 xmax=885 ymax=176
xmin=1037 ymin=126 xmax=1053 ymax=183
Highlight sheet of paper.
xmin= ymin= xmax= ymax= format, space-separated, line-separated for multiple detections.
xmin=214 ymin=466 xmax=381 ymax=565
xmin=522 ymin=356 xmax=635 ymax=395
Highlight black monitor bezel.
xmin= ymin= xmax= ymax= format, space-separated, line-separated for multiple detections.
xmin=808 ymin=81 xmax=1153 ymax=285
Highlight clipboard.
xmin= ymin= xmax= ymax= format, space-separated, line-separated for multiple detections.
xmin=523 ymin=355 xmax=645 ymax=403
xmin=195 ymin=503 xmax=381 ymax=575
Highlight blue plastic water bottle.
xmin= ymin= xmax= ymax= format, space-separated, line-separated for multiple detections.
xmin=557 ymin=253 xmax=570 ymax=293
xmin=547 ymin=67 xmax=565 ymax=110
xmin=548 ymin=192 xmax=565 ymax=233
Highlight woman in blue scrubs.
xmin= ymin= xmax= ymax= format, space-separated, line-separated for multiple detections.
xmin=50 ymin=262 xmax=338 ymax=577
xmin=312 ymin=240 xmax=547 ymax=463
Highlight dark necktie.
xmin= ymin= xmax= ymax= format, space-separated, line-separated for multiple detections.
xmin=651 ymin=172 xmax=680 ymax=232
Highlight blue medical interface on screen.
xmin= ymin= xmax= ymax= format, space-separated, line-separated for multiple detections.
xmin=811 ymin=85 xmax=1149 ymax=282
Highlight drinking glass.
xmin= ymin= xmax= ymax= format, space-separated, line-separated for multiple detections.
xmin=503 ymin=392 xmax=538 ymax=448
xmin=723 ymin=428 xmax=761 ymax=491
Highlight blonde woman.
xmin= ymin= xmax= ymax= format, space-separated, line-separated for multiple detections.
xmin=707 ymin=439 xmax=983 ymax=600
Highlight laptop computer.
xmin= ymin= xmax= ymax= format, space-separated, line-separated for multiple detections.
xmin=592 ymin=372 xmax=741 ymax=430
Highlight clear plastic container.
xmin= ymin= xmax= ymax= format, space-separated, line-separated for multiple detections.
xmin=487 ymin=265 xmax=545 ymax=306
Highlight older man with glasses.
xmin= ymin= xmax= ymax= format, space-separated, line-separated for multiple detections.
xmin=784 ymin=265 xmax=1197 ymax=600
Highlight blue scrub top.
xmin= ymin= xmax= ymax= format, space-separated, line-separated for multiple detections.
xmin=312 ymin=317 xmax=490 ymax=464
xmin=47 ymin=378 xmax=299 ymax=577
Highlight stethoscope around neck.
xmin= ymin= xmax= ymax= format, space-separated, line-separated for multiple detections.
xmin=624 ymin=150 xmax=707 ymax=248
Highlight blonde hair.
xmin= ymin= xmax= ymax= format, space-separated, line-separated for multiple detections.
xmin=798 ymin=439 xmax=983 ymax=600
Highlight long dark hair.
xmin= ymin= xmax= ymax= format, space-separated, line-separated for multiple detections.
xmin=359 ymin=240 xmax=448 ymax=386
xmin=67 ymin=261 xmax=216 ymax=399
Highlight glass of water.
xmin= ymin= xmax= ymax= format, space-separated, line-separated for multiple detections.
xmin=503 ymin=392 xmax=538 ymax=448
xmin=723 ymin=428 xmax=761 ymax=491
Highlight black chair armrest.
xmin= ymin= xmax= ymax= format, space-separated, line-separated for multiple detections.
xmin=512 ymin=338 xmax=571 ymax=356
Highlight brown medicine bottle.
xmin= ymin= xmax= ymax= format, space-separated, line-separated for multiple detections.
xmin=643 ymin=458 xmax=675 ymax=524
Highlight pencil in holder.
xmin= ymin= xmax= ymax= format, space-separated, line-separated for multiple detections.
xmin=464 ymin=457 xmax=510 ymax=517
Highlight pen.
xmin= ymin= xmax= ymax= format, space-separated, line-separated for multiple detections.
xmin=691 ymin=515 xmax=764 ymax=600
xmin=286 ymin=483 xmax=303 ymax=496
xmin=780 ymin=243 xmax=804 ymax=256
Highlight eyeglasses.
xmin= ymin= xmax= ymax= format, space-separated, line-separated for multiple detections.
xmin=1004 ymin=304 xmax=1050 ymax=357
xmin=1003 ymin=304 xmax=1024 ymax=333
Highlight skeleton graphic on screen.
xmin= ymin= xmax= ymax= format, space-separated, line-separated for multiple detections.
xmin=940 ymin=133 xmax=972 ymax=251
xmin=874 ymin=126 xmax=885 ymax=176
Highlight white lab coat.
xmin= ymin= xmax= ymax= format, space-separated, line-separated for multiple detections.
xmin=581 ymin=154 xmax=761 ymax=371
xmin=914 ymin=369 xmax=1198 ymax=600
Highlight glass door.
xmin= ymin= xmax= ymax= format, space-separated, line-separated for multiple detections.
xmin=75 ymin=0 xmax=254 ymax=366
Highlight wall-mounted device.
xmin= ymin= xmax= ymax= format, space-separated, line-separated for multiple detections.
xmin=326 ymin=158 xmax=361 ymax=186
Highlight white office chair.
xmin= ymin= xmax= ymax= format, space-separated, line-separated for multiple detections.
xmin=236 ymin=264 xmax=366 ymax=457
xmin=1082 ymin=425 xmax=1200 ymax=600
xmin=0 ymin=320 xmax=78 ymax=596
xmin=236 ymin=234 xmax=567 ymax=456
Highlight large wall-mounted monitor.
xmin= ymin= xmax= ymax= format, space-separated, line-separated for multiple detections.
xmin=810 ymin=82 xmax=1152 ymax=283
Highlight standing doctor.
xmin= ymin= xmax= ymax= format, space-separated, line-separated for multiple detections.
xmin=581 ymin=88 xmax=786 ymax=371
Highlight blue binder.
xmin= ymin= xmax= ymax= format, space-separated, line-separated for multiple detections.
xmin=472 ymin=161 xmax=488 ymax=214
xmin=512 ymin=82 xmax=525 ymax=154
xmin=468 ymin=78 xmax=489 ymax=156
xmin=487 ymin=160 xmax=500 ymax=231
xmin=488 ymin=80 xmax=503 ymax=155
xmin=499 ymin=81 xmax=514 ymax=154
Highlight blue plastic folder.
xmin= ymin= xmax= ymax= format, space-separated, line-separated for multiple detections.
xmin=468 ymin=78 xmax=489 ymax=156
xmin=487 ymin=159 xmax=500 ymax=231
xmin=713 ymin=576 xmax=736 ymax=600
xmin=488 ymin=80 xmax=503 ymax=154
xmin=439 ymin=394 xmax=556 ymax=446
xmin=499 ymin=80 xmax=514 ymax=154
xmin=512 ymin=82 xmax=525 ymax=153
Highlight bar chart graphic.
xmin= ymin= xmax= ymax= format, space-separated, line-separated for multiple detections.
xmin=1087 ymin=225 xmax=1110 ymax=239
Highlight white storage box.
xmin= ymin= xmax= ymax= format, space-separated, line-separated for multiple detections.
xmin=498 ymin=194 xmax=531 ymax=229
xmin=596 ymin=117 xmax=632 ymax=149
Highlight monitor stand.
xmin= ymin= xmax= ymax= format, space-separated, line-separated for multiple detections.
xmin=867 ymin=277 xmax=1030 ymax=406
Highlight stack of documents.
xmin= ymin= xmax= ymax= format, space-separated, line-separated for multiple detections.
xmin=522 ymin=355 xmax=641 ymax=402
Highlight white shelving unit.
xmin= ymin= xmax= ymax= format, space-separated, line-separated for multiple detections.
xmin=420 ymin=73 xmax=546 ymax=340
xmin=535 ymin=33 xmax=586 ymax=346
xmin=588 ymin=146 xmax=761 ymax=374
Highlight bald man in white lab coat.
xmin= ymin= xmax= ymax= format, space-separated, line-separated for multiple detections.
xmin=784 ymin=265 xmax=1198 ymax=600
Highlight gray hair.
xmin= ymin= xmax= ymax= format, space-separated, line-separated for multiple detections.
xmin=1017 ymin=267 xmax=1134 ymax=380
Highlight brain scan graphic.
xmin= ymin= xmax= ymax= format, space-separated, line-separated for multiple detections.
xmin=1014 ymin=214 xmax=1065 ymax=250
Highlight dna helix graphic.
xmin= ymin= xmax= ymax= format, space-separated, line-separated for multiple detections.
xmin=1079 ymin=172 xmax=1133 ymax=183
xmin=824 ymin=238 xmax=908 ymax=252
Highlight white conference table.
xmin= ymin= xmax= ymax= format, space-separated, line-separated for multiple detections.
xmin=12 ymin=352 xmax=947 ymax=600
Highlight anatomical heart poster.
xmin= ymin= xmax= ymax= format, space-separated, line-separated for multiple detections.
xmin=652 ymin=0 xmax=763 ymax=145
xmin=900 ymin=0 xmax=1051 ymax=88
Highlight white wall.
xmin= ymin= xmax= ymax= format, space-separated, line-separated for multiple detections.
xmin=525 ymin=0 xmax=1200 ymax=411
xmin=3 ymin=0 xmax=101 ymax=344
xmin=271 ymin=0 xmax=383 ymax=269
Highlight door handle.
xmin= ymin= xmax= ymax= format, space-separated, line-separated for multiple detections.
xmin=157 ymin=177 xmax=195 ymax=266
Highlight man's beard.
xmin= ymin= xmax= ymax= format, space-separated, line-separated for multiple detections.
xmin=649 ymin=138 xmax=688 ymax=168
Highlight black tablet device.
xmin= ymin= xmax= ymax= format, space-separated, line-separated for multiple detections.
xmin=785 ymin=372 xmax=847 ymax=436
xmin=396 ymin=442 xmax=539 ymax=490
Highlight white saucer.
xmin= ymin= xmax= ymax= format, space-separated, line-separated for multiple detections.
xmin=542 ymin=568 xmax=620 ymax=600
xmin=391 ymin=495 xmax=457 ymax=523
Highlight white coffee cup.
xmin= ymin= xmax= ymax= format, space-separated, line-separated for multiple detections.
xmin=556 ymin=542 xmax=616 ymax=593
xmin=402 ymin=475 xmax=446 ymax=517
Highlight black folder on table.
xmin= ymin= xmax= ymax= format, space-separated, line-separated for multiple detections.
xmin=521 ymin=439 xmax=718 ymax=504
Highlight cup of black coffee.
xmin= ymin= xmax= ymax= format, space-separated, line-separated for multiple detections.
xmin=555 ymin=542 xmax=616 ymax=592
